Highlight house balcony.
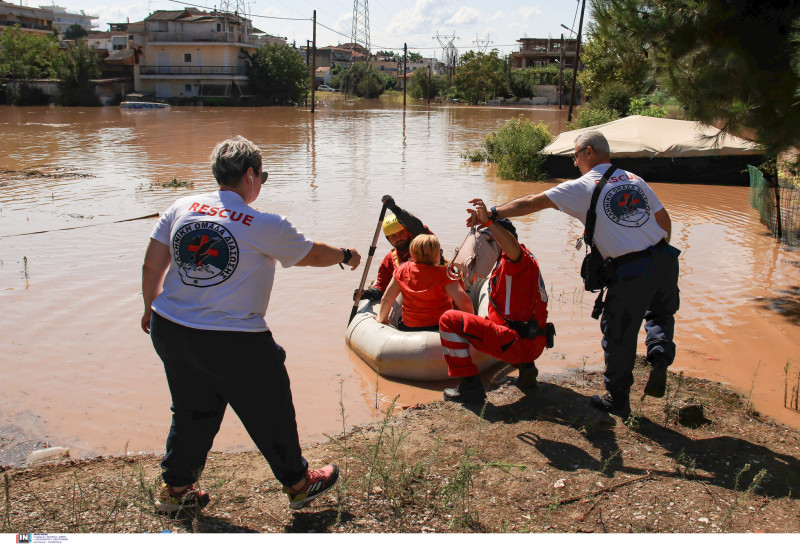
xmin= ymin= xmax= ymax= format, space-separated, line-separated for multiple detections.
xmin=0 ymin=19 xmax=53 ymax=32
xmin=146 ymin=31 xmax=262 ymax=46
xmin=513 ymin=48 xmax=577 ymax=58
xmin=139 ymin=65 xmax=246 ymax=76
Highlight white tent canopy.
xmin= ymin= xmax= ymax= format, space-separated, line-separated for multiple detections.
xmin=543 ymin=115 xmax=763 ymax=158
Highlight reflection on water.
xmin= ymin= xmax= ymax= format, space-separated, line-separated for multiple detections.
xmin=1 ymin=103 xmax=799 ymax=460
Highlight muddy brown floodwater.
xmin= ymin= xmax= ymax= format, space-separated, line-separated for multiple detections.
xmin=1 ymin=102 xmax=799 ymax=463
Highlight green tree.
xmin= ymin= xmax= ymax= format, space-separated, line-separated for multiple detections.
xmin=577 ymin=24 xmax=653 ymax=100
xmin=406 ymin=67 xmax=448 ymax=99
xmin=407 ymin=51 xmax=423 ymax=62
xmin=56 ymin=40 xmax=100 ymax=106
xmin=590 ymin=81 xmax=632 ymax=116
xmin=333 ymin=61 xmax=390 ymax=98
xmin=452 ymin=50 xmax=508 ymax=104
xmin=246 ymin=43 xmax=310 ymax=105
xmin=64 ymin=24 xmax=88 ymax=41
xmin=591 ymin=0 xmax=800 ymax=158
xmin=377 ymin=71 xmax=398 ymax=92
xmin=0 ymin=25 xmax=59 ymax=79
xmin=508 ymin=68 xmax=537 ymax=98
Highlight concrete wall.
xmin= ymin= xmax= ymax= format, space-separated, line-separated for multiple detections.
xmin=6 ymin=79 xmax=58 ymax=98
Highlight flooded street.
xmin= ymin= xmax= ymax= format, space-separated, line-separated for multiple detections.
xmin=1 ymin=101 xmax=799 ymax=461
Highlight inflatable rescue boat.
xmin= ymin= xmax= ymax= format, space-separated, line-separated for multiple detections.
xmin=345 ymin=279 xmax=500 ymax=381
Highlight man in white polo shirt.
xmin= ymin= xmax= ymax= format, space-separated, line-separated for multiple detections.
xmin=481 ymin=130 xmax=680 ymax=418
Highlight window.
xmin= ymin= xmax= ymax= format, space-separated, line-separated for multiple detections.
xmin=185 ymin=84 xmax=192 ymax=92
xmin=184 ymin=53 xmax=192 ymax=63
xmin=217 ymin=23 xmax=221 ymax=32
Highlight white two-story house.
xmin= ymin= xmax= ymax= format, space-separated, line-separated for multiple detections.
xmin=133 ymin=8 xmax=282 ymax=99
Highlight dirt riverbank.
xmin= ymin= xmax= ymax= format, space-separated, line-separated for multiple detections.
xmin=3 ymin=360 xmax=800 ymax=534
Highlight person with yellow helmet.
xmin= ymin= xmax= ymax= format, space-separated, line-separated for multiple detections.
xmin=355 ymin=195 xmax=433 ymax=301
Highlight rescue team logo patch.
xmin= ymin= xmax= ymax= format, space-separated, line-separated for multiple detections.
xmin=173 ymin=222 xmax=239 ymax=287
xmin=603 ymin=184 xmax=651 ymax=227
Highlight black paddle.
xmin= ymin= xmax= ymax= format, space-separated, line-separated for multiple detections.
xmin=348 ymin=197 xmax=391 ymax=324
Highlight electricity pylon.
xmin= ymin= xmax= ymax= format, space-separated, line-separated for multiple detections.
xmin=473 ymin=34 xmax=492 ymax=54
xmin=351 ymin=0 xmax=371 ymax=55
xmin=433 ymin=31 xmax=459 ymax=83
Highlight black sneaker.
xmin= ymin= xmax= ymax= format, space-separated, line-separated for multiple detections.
xmin=283 ymin=464 xmax=339 ymax=510
xmin=644 ymin=364 xmax=668 ymax=398
xmin=443 ymin=376 xmax=486 ymax=403
xmin=590 ymin=392 xmax=631 ymax=418
xmin=516 ymin=362 xmax=538 ymax=390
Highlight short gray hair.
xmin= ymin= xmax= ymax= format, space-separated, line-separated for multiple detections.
xmin=575 ymin=130 xmax=610 ymax=157
xmin=210 ymin=136 xmax=262 ymax=186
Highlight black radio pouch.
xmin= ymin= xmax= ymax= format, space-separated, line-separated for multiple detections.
xmin=579 ymin=166 xmax=617 ymax=319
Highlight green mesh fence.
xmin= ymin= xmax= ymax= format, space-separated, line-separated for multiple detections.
xmin=748 ymin=165 xmax=800 ymax=248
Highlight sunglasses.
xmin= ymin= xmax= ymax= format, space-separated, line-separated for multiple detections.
xmin=258 ymin=170 xmax=269 ymax=184
xmin=571 ymin=146 xmax=588 ymax=162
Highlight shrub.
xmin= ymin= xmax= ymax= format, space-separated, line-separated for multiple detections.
xmin=629 ymin=97 xmax=668 ymax=118
xmin=460 ymin=148 xmax=488 ymax=162
xmin=482 ymin=115 xmax=552 ymax=180
xmin=646 ymin=88 xmax=680 ymax=106
xmin=567 ymin=105 xmax=619 ymax=129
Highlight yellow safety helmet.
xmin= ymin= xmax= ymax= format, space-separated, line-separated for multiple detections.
xmin=382 ymin=214 xmax=406 ymax=236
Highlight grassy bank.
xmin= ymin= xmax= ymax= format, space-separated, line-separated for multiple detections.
xmin=3 ymin=361 xmax=800 ymax=533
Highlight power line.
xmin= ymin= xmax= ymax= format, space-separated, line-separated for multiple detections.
xmin=167 ymin=0 xmax=520 ymax=54
xmin=167 ymin=0 xmax=310 ymax=21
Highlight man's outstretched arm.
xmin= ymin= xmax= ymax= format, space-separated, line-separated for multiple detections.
xmin=494 ymin=192 xmax=558 ymax=220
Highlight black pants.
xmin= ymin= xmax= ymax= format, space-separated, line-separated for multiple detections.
xmin=600 ymin=243 xmax=680 ymax=396
xmin=150 ymin=312 xmax=308 ymax=487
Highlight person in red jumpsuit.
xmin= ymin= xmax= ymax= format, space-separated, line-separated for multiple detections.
xmin=439 ymin=198 xmax=550 ymax=404
xmin=356 ymin=196 xmax=433 ymax=301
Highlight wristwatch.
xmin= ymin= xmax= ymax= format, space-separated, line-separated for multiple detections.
xmin=489 ymin=206 xmax=499 ymax=222
xmin=341 ymin=248 xmax=352 ymax=264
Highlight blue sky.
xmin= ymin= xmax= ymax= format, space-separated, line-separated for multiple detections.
xmin=34 ymin=0 xmax=592 ymax=58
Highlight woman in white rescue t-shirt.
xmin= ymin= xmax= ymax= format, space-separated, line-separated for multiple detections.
xmin=140 ymin=136 xmax=361 ymax=513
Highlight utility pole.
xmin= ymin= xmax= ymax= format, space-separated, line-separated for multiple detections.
xmin=558 ymin=33 xmax=564 ymax=109
xmin=403 ymin=42 xmax=407 ymax=107
xmin=311 ymin=10 xmax=316 ymax=113
xmin=568 ymin=0 xmax=586 ymax=123
xmin=428 ymin=65 xmax=432 ymax=106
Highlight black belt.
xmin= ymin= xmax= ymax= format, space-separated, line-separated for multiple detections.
xmin=612 ymin=239 xmax=667 ymax=266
